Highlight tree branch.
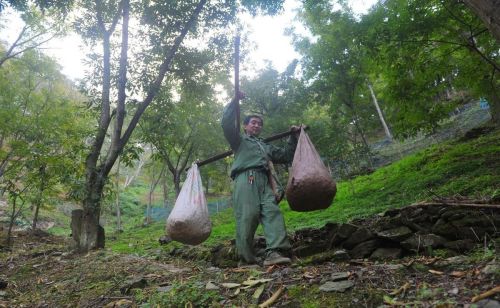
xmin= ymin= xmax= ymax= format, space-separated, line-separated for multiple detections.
xmin=104 ymin=0 xmax=129 ymax=174
xmin=119 ymin=0 xmax=208 ymax=148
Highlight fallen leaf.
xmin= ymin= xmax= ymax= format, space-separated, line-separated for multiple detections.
xmin=428 ymin=270 xmax=444 ymax=275
xmin=253 ymin=284 xmax=265 ymax=300
xmin=233 ymin=287 xmax=241 ymax=296
xmin=389 ymin=282 xmax=411 ymax=296
xmin=242 ymin=278 xmax=273 ymax=287
xmin=404 ymin=260 xmax=415 ymax=267
xmin=424 ymin=257 xmax=439 ymax=265
xmin=259 ymin=286 xmax=284 ymax=308
xmin=221 ymin=283 xmax=241 ymax=289
xmin=303 ymin=272 xmax=316 ymax=279
xmin=450 ymin=271 xmax=466 ymax=278
xmin=266 ymin=265 xmax=277 ymax=273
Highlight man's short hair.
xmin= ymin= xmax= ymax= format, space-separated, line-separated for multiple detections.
xmin=243 ymin=115 xmax=264 ymax=126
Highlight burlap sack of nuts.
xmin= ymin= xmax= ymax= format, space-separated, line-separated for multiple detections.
xmin=166 ymin=164 xmax=211 ymax=245
xmin=286 ymin=128 xmax=336 ymax=211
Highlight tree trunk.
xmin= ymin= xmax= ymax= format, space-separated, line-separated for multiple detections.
xmin=174 ymin=171 xmax=181 ymax=197
xmin=71 ymin=174 xmax=105 ymax=251
xmin=487 ymin=79 xmax=500 ymax=126
xmin=6 ymin=196 xmax=17 ymax=246
xmin=146 ymin=183 xmax=154 ymax=225
xmin=367 ymin=82 xmax=393 ymax=141
xmin=463 ymin=0 xmax=500 ymax=43
xmin=72 ymin=0 xmax=207 ymax=252
xmin=162 ymin=173 xmax=168 ymax=208
xmin=32 ymin=165 xmax=46 ymax=230
xmin=32 ymin=201 xmax=40 ymax=230
xmin=115 ymin=159 xmax=122 ymax=232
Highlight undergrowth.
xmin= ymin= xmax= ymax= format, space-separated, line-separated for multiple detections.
xmin=107 ymin=128 xmax=500 ymax=254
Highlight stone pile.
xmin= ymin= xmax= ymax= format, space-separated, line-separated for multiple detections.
xmin=290 ymin=203 xmax=500 ymax=260
xmin=167 ymin=201 xmax=499 ymax=267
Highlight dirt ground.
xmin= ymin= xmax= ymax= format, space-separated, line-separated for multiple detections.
xmin=0 ymin=230 xmax=499 ymax=307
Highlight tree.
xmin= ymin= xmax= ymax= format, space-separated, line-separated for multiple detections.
xmin=294 ymin=3 xmax=379 ymax=168
xmin=0 ymin=47 xmax=89 ymax=242
xmin=71 ymin=0 xmax=285 ymax=251
xmin=0 ymin=7 xmax=66 ymax=67
xmin=463 ymin=0 xmax=500 ymax=43
xmin=140 ymin=74 xmax=226 ymax=198
xmin=143 ymin=154 xmax=164 ymax=225
xmin=362 ymin=0 xmax=500 ymax=130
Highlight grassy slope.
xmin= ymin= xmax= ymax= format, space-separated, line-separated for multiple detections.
xmin=108 ymin=128 xmax=500 ymax=254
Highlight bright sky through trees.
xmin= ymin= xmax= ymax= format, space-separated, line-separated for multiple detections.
xmin=0 ymin=0 xmax=376 ymax=80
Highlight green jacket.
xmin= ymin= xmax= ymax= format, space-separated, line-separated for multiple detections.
xmin=221 ymin=100 xmax=297 ymax=178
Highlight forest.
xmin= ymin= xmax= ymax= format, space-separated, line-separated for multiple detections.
xmin=0 ymin=0 xmax=499 ymax=307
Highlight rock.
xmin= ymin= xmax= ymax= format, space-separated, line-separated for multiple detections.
xmin=481 ymin=261 xmax=500 ymax=276
xmin=205 ymin=281 xmax=219 ymax=290
xmin=474 ymin=299 xmax=500 ymax=308
xmin=376 ymin=226 xmax=413 ymax=242
xmin=336 ymin=224 xmax=358 ymax=240
xmin=456 ymin=226 xmax=490 ymax=241
xmin=0 ymin=290 xmax=5 ymax=297
xmin=372 ymin=216 xmax=400 ymax=231
xmin=349 ymin=239 xmax=379 ymax=259
xmin=383 ymin=208 xmax=400 ymax=217
xmin=401 ymin=234 xmax=447 ymax=252
xmin=373 ymin=263 xmax=404 ymax=271
xmin=120 ymin=278 xmax=147 ymax=295
xmin=370 ymin=247 xmax=402 ymax=260
xmin=432 ymin=219 xmax=458 ymax=239
xmin=343 ymin=228 xmax=374 ymax=249
xmin=443 ymin=239 xmax=475 ymax=252
xmin=0 ymin=280 xmax=6 ymax=290
xmin=330 ymin=272 xmax=350 ymax=281
xmin=205 ymin=266 xmax=221 ymax=273
xmin=305 ymin=249 xmax=350 ymax=264
xmin=323 ymin=222 xmax=339 ymax=232
xmin=434 ymin=255 xmax=468 ymax=268
xmin=331 ymin=249 xmax=350 ymax=262
xmin=329 ymin=223 xmax=358 ymax=247
xmin=293 ymin=244 xmax=328 ymax=258
xmin=440 ymin=208 xmax=469 ymax=220
xmin=104 ymin=299 xmax=133 ymax=308
xmin=158 ymin=235 xmax=172 ymax=245
xmin=319 ymin=280 xmax=354 ymax=292
xmin=157 ymin=286 xmax=173 ymax=292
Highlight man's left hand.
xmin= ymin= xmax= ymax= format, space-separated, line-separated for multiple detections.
xmin=290 ymin=124 xmax=306 ymax=136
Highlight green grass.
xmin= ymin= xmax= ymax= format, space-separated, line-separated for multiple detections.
xmin=107 ymin=128 xmax=499 ymax=253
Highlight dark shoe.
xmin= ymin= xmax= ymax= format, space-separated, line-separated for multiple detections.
xmin=263 ymin=251 xmax=291 ymax=266
xmin=237 ymin=257 xmax=262 ymax=268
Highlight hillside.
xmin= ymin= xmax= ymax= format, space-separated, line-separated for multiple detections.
xmin=0 ymin=124 xmax=500 ymax=307
xmin=1 ymin=126 xmax=499 ymax=307
xmin=108 ymin=125 xmax=500 ymax=254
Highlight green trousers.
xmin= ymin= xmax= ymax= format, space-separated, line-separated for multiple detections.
xmin=233 ymin=169 xmax=291 ymax=263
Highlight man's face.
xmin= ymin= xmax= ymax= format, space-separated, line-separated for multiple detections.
xmin=244 ymin=117 xmax=263 ymax=137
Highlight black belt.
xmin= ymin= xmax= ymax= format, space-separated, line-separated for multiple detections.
xmin=231 ymin=166 xmax=268 ymax=179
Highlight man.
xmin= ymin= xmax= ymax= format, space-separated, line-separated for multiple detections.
xmin=221 ymin=94 xmax=300 ymax=266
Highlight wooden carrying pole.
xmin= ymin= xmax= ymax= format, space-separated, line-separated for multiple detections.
xmin=194 ymin=128 xmax=305 ymax=169
xmin=234 ymin=35 xmax=241 ymax=133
